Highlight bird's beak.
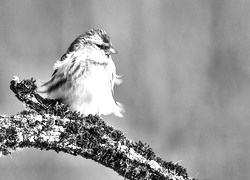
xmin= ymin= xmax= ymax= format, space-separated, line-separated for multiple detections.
xmin=109 ymin=46 xmax=118 ymax=54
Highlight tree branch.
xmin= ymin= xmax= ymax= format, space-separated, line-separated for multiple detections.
xmin=0 ymin=76 xmax=197 ymax=180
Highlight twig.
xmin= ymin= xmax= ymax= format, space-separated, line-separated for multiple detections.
xmin=0 ymin=76 xmax=197 ymax=180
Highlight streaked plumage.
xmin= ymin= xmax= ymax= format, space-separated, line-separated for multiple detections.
xmin=38 ymin=28 xmax=124 ymax=117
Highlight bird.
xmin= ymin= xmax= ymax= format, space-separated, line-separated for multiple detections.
xmin=37 ymin=28 xmax=124 ymax=117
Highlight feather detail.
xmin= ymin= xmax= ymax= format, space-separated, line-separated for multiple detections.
xmin=37 ymin=28 xmax=124 ymax=117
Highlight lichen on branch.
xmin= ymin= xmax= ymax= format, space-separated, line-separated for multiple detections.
xmin=0 ymin=77 xmax=197 ymax=180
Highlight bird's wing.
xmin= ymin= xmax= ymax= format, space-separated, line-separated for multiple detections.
xmin=42 ymin=74 xmax=67 ymax=93
xmin=50 ymin=33 xmax=84 ymax=77
xmin=50 ymin=53 xmax=68 ymax=76
xmin=39 ymin=53 xmax=73 ymax=94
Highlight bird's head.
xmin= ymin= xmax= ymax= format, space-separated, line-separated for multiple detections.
xmin=86 ymin=28 xmax=117 ymax=55
xmin=68 ymin=28 xmax=117 ymax=57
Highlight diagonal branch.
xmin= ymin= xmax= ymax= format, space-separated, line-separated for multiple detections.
xmin=0 ymin=76 xmax=197 ymax=180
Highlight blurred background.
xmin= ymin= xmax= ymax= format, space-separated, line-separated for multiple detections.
xmin=1 ymin=0 xmax=250 ymax=179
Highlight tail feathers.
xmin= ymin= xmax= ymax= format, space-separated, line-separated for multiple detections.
xmin=36 ymin=78 xmax=60 ymax=97
xmin=35 ymin=79 xmax=48 ymax=93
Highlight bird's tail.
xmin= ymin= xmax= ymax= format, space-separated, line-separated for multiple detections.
xmin=35 ymin=79 xmax=52 ymax=99
xmin=35 ymin=79 xmax=47 ymax=92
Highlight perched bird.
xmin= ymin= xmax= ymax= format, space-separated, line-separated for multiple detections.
xmin=38 ymin=28 xmax=124 ymax=117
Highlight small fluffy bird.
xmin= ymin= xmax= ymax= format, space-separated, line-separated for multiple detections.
xmin=38 ymin=28 xmax=124 ymax=117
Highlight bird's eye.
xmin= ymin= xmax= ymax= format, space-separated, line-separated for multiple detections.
xmin=96 ymin=44 xmax=109 ymax=50
xmin=96 ymin=44 xmax=103 ymax=49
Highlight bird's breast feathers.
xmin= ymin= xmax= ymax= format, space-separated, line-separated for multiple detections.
xmin=48 ymin=50 xmax=123 ymax=117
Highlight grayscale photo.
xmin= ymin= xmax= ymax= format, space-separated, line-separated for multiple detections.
xmin=0 ymin=1 xmax=249 ymax=180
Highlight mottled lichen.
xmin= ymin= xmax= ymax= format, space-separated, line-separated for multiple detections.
xmin=0 ymin=77 xmax=199 ymax=180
